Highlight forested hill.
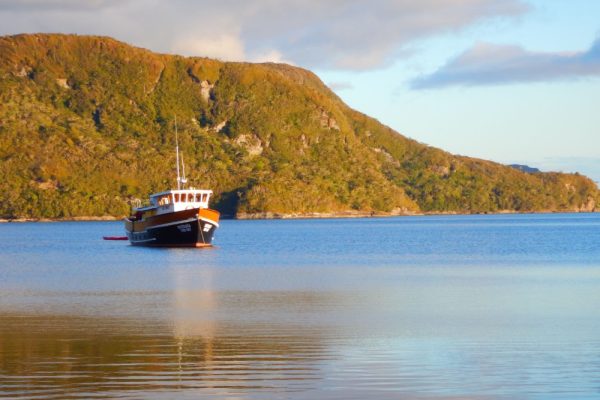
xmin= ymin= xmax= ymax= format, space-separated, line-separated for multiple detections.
xmin=0 ymin=33 xmax=597 ymax=219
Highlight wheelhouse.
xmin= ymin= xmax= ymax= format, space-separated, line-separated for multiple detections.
xmin=148 ymin=189 xmax=212 ymax=215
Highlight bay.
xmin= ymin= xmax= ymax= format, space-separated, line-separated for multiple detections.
xmin=1 ymin=213 xmax=600 ymax=399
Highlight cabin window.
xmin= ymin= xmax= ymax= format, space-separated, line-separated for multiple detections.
xmin=174 ymin=193 xmax=180 ymax=202
xmin=188 ymin=193 xmax=194 ymax=202
xmin=202 ymin=193 xmax=208 ymax=202
xmin=195 ymin=193 xmax=202 ymax=202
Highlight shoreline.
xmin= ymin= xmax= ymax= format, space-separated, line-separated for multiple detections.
xmin=1 ymin=208 xmax=596 ymax=223
xmin=0 ymin=215 xmax=122 ymax=223
xmin=234 ymin=209 xmax=596 ymax=220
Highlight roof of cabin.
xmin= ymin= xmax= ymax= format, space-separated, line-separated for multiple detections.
xmin=150 ymin=189 xmax=213 ymax=198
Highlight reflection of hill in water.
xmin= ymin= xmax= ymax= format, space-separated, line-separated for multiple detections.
xmin=0 ymin=264 xmax=356 ymax=398
xmin=0 ymin=313 xmax=331 ymax=398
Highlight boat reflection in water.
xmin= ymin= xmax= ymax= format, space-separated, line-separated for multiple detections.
xmin=167 ymin=263 xmax=332 ymax=395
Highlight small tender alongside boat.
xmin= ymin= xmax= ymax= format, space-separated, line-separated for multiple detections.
xmin=124 ymin=119 xmax=220 ymax=247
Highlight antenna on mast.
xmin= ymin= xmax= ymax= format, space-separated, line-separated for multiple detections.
xmin=175 ymin=115 xmax=181 ymax=190
xmin=181 ymin=153 xmax=188 ymax=188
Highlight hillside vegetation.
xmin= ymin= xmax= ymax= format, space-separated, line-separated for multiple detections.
xmin=0 ymin=34 xmax=597 ymax=219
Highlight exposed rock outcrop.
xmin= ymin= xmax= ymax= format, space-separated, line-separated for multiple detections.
xmin=200 ymin=80 xmax=213 ymax=102
xmin=234 ymin=133 xmax=263 ymax=156
xmin=56 ymin=78 xmax=70 ymax=89
xmin=319 ymin=110 xmax=340 ymax=130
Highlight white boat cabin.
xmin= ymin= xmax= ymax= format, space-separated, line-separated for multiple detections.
xmin=138 ymin=189 xmax=213 ymax=215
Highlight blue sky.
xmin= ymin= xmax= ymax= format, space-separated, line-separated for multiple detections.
xmin=315 ymin=0 xmax=600 ymax=181
xmin=1 ymin=0 xmax=599 ymax=180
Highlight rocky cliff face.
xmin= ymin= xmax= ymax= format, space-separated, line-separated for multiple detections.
xmin=0 ymin=34 xmax=598 ymax=219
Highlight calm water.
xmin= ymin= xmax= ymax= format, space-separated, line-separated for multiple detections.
xmin=1 ymin=213 xmax=600 ymax=399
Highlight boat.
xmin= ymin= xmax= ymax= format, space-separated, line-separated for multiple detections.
xmin=124 ymin=189 xmax=220 ymax=247
xmin=124 ymin=119 xmax=220 ymax=247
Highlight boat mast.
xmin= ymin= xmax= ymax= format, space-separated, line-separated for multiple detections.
xmin=175 ymin=115 xmax=181 ymax=190
xmin=181 ymin=153 xmax=187 ymax=188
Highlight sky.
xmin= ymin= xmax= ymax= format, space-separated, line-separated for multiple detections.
xmin=1 ymin=0 xmax=599 ymax=181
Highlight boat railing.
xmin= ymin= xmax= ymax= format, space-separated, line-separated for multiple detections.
xmin=130 ymin=198 xmax=142 ymax=208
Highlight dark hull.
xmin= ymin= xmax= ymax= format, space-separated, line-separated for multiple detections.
xmin=125 ymin=209 xmax=218 ymax=247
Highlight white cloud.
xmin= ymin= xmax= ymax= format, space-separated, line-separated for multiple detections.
xmin=0 ymin=0 xmax=528 ymax=70
xmin=0 ymin=0 xmax=123 ymax=11
xmin=172 ymin=34 xmax=246 ymax=61
xmin=411 ymin=38 xmax=600 ymax=89
xmin=250 ymin=49 xmax=288 ymax=64
xmin=328 ymin=81 xmax=354 ymax=91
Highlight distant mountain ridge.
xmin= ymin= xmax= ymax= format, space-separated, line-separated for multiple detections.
xmin=510 ymin=164 xmax=541 ymax=174
xmin=0 ymin=33 xmax=597 ymax=219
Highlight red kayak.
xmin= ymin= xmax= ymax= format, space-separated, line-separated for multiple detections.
xmin=103 ymin=236 xmax=128 ymax=241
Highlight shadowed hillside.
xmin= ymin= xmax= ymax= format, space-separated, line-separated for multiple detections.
xmin=0 ymin=33 xmax=597 ymax=219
